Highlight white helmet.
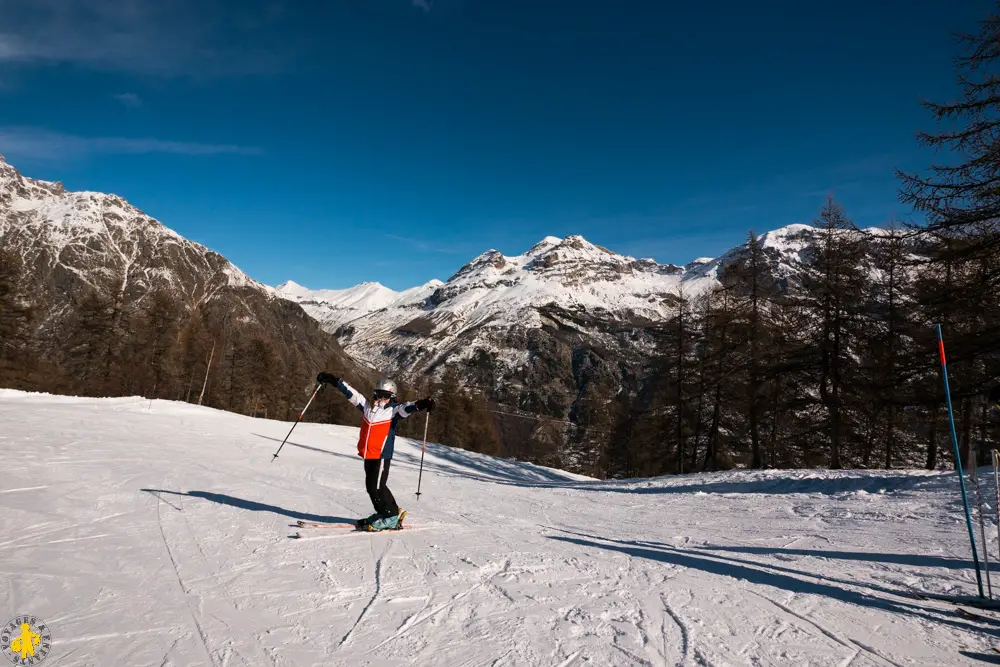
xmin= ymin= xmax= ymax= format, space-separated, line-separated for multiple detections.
xmin=374 ymin=378 xmax=397 ymax=399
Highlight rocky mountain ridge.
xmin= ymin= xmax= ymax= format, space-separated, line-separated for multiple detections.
xmin=0 ymin=153 xmax=365 ymax=411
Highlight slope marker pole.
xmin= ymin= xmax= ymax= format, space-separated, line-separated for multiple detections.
xmin=936 ymin=324 xmax=985 ymax=599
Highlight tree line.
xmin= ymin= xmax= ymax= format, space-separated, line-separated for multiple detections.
xmin=0 ymin=257 xmax=505 ymax=458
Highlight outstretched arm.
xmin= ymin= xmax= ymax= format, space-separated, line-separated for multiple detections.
xmin=317 ymin=373 xmax=368 ymax=411
xmin=393 ymin=400 xmax=419 ymax=419
xmin=394 ymin=396 xmax=435 ymax=419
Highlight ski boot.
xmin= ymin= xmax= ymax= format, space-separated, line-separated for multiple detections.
xmin=356 ymin=512 xmax=381 ymax=530
xmin=365 ymin=509 xmax=406 ymax=532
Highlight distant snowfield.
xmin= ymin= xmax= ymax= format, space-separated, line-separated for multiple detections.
xmin=0 ymin=390 xmax=996 ymax=666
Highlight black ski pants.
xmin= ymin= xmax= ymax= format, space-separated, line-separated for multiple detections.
xmin=364 ymin=459 xmax=398 ymax=517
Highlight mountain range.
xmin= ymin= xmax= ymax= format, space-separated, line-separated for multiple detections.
xmin=274 ymin=223 xmax=853 ymax=397
xmin=1 ymin=152 xmax=905 ymax=469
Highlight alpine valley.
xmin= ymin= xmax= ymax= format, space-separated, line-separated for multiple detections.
xmin=1 ymin=153 xmax=938 ymax=476
xmin=275 ymin=221 xmax=926 ymax=474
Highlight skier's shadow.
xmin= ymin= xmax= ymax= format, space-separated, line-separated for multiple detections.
xmin=960 ymin=650 xmax=1000 ymax=664
xmin=250 ymin=433 xmax=358 ymax=462
xmin=141 ymin=489 xmax=356 ymax=525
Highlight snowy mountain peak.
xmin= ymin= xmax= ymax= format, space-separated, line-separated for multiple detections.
xmin=560 ymin=234 xmax=604 ymax=251
xmin=526 ymin=235 xmax=564 ymax=255
xmin=524 ymin=234 xmax=611 ymax=259
xmin=1 ymin=156 xmax=270 ymax=299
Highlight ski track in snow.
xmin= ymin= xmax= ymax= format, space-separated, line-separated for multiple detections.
xmin=0 ymin=390 xmax=999 ymax=665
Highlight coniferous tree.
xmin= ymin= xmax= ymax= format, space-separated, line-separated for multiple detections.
xmin=66 ymin=290 xmax=116 ymax=395
xmin=899 ymin=7 xmax=1000 ymax=451
xmin=0 ymin=247 xmax=32 ymax=363
xmin=137 ymin=290 xmax=182 ymax=398
xmin=803 ymin=198 xmax=866 ymax=468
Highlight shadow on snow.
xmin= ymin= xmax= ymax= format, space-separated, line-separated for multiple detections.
xmin=546 ymin=529 xmax=997 ymax=640
xmin=250 ymin=432 xmax=358 ymax=463
xmin=959 ymin=650 xmax=1000 ymax=664
xmin=254 ymin=428 xmax=961 ymax=502
xmin=697 ymin=544 xmax=975 ymax=571
xmin=140 ymin=488 xmax=356 ymax=525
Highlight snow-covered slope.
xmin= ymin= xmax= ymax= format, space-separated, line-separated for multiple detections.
xmin=1 ymin=389 xmax=994 ymax=665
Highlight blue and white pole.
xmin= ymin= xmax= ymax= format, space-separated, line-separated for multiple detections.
xmin=937 ymin=324 xmax=985 ymax=599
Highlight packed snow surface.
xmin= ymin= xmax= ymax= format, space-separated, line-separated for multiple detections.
xmin=0 ymin=390 xmax=996 ymax=665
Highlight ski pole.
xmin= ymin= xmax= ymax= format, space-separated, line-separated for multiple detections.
xmin=971 ymin=453 xmax=993 ymax=598
xmin=271 ymin=384 xmax=322 ymax=462
xmin=993 ymin=450 xmax=1000 ymax=581
xmin=936 ymin=324 xmax=985 ymax=598
xmin=415 ymin=412 xmax=430 ymax=499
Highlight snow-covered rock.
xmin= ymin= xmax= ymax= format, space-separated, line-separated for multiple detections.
xmin=277 ymin=234 xmax=723 ymax=378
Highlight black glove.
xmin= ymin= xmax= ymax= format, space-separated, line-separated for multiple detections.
xmin=316 ymin=372 xmax=340 ymax=386
xmin=415 ymin=397 xmax=435 ymax=412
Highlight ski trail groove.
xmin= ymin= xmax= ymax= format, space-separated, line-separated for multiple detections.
xmin=489 ymin=648 xmax=513 ymax=666
xmin=0 ymin=511 xmax=134 ymax=549
xmin=368 ymin=558 xmax=512 ymax=654
xmin=158 ymin=638 xmax=180 ymax=667
xmin=0 ymin=485 xmax=49 ymax=494
xmin=553 ymin=650 xmax=580 ymax=667
xmin=170 ymin=476 xmax=277 ymax=667
xmin=747 ymin=589 xmax=903 ymax=667
xmin=154 ymin=479 xmax=217 ymax=667
xmin=837 ymin=649 xmax=862 ymax=667
xmin=339 ymin=539 xmax=392 ymax=648
xmin=661 ymin=593 xmax=690 ymax=665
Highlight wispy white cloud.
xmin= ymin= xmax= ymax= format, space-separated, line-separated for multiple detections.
xmin=0 ymin=0 xmax=299 ymax=77
xmin=112 ymin=92 xmax=142 ymax=108
xmin=0 ymin=127 xmax=260 ymax=161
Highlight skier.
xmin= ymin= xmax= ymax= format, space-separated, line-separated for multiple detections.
xmin=316 ymin=372 xmax=434 ymax=531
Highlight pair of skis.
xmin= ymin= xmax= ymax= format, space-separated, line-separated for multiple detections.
xmin=291 ymin=512 xmax=413 ymax=539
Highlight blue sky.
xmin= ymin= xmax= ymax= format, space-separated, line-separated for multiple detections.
xmin=0 ymin=0 xmax=991 ymax=290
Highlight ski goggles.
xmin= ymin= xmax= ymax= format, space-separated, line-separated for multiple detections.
xmin=372 ymin=389 xmax=394 ymax=400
